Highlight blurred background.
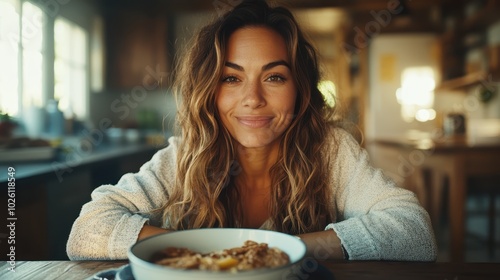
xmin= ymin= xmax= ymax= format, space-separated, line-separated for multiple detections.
xmin=0 ymin=0 xmax=499 ymax=262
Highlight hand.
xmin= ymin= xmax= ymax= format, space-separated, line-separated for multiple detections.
xmin=137 ymin=224 xmax=173 ymax=241
xmin=296 ymin=230 xmax=345 ymax=260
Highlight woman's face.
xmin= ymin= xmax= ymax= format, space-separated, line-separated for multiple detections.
xmin=216 ymin=26 xmax=297 ymax=149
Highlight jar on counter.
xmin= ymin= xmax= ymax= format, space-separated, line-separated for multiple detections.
xmin=443 ymin=113 xmax=466 ymax=136
xmin=24 ymin=106 xmax=45 ymax=138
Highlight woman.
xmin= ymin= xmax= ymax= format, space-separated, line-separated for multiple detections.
xmin=67 ymin=0 xmax=437 ymax=261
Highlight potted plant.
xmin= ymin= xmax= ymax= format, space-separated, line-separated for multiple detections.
xmin=0 ymin=112 xmax=16 ymax=138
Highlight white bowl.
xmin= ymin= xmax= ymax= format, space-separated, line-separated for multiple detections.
xmin=124 ymin=128 xmax=142 ymax=143
xmin=128 ymin=228 xmax=307 ymax=280
xmin=106 ymin=128 xmax=124 ymax=144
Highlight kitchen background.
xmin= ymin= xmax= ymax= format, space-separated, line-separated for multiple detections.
xmin=0 ymin=0 xmax=499 ymax=262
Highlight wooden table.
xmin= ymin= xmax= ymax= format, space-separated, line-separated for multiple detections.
xmin=372 ymin=135 xmax=500 ymax=262
xmin=1 ymin=261 xmax=499 ymax=279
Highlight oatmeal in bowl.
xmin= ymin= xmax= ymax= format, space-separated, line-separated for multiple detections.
xmin=128 ymin=228 xmax=306 ymax=280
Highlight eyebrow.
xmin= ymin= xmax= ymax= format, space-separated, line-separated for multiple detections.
xmin=224 ymin=60 xmax=290 ymax=72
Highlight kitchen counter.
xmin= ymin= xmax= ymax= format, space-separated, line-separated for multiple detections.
xmin=372 ymin=134 xmax=500 ymax=152
xmin=0 ymin=141 xmax=164 ymax=184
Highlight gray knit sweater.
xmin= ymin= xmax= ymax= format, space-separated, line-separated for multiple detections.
xmin=66 ymin=128 xmax=437 ymax=261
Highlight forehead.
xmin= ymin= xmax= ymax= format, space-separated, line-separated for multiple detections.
xmin=225 ymin=26 xmax=289 ymax=63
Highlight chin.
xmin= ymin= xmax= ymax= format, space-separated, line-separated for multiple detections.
xmin=236 ymin=139 xmax=268 ymax=148
xmin=234 ymin=133 xmax=281 ymax=149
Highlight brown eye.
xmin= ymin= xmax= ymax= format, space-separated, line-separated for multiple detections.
xmin=266 ymin=74 xmax=286 ymax=83
xmin=222 ymin=75 xmax=240 ymax=84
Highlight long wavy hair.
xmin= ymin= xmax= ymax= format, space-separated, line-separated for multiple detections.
xmin=162 ymin=0 xmax=337 ymax=234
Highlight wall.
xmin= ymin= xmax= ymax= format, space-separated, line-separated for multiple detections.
xmin=366 ymin=34 xmax=439 ymax=140
xmin=87 ymin=10 xmax=216 ymax=133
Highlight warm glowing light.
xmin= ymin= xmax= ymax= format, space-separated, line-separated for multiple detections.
xmin=396 ymin=67 xmax=435 ymax=122
xmin=415 ymin=108 xmax=436 ymax=122
xmin=318 ymin=80 xmax=336 ymax=107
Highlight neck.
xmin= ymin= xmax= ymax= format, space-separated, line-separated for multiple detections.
xmin=234 ymin=140 xmax=280 ymax=191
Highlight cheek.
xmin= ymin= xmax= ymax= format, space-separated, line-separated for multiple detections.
xmin=216 ymin=93 xmax=234 ymax=120
xmin=283 ymin=94 xmax=297 ymax=125
xmin=272 ymin=95 xmax=296 ymax=128
xmin=284 ymin=91 xmax=297 ymax=115
xmin=216 ymin=101 xmax=225 ymax=117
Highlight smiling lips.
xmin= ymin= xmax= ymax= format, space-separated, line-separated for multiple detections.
xmin=236 ymin=116 xmax=273 ymax=128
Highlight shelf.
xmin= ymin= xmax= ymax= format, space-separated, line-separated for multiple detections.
xmin=437 ymin=0 xmax=500 ymax=92
xmin=436 ymin=71 xmax=489 ymax=91
xmin=462 ymin=1 xmax=500 ymax=33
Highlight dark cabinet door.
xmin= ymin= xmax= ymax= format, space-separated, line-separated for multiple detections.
xmin=105 ymin=10 xmax=169 ymax=89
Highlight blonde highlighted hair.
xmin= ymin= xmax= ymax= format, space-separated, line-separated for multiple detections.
xmin=162 ymin=0 xmax=337 ymax=234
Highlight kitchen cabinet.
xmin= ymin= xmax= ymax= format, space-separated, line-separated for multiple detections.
xmin=104 ymin=6 xmax=170 ymax=89
xmin=437 ymin=0 xmax=500 ymax=91
xmin=0 ymin=144 xmax=159 ymax=260
xmin=46 ymin=171 xmax=93 ymax=260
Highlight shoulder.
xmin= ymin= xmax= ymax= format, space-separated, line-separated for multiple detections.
xmin=143 ymin=136 xmax=180 ymax=174
xmin=153 ymin=136 xmax=180 ymax=158
xmin=323 ymin=126 xmax=363 ymax=156
xmin=321 ymin=125 xmax=371 ymax=183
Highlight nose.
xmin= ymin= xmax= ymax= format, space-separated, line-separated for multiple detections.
xmin=241 ymin=81 xmax=266 ymax=109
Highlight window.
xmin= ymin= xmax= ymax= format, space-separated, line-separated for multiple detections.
xmin=0 ymin=0 xmax=91 ymax=126
xmin=21 ymin=1 xmax=44 ymax=109
xmin=54 ymin=17 xmax=88 ymax=119
xmin=0 ymin=0 xmax=19 ymax=116
xmin=0 ymin=0 xmax=44 ymax=116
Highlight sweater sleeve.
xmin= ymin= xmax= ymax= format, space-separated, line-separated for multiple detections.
xmin=325 ymin=129 xmax=437 ymax=261
xmin=66 ymin=137 xmax=178 ymax=260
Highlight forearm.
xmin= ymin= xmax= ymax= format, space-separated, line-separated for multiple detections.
xmin=67 ymin=211 xmax=150 ymax=260
xmin=296 ymin=230 xmax=345 ymax=260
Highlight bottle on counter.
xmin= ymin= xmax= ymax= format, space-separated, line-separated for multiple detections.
xmin=46 ymin=99 xmax=65 ymax=138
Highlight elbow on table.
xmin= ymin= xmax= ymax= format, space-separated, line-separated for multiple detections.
xmin=420 ymin=213 xmax=439 ymax=262
xmin=66 ymin=234 xmax=86 ymax=261
xmin=66 ymin=224 xmax=109 ymax=261
xmin=66 ymin=234 xmax=111 ymax=261
xmin=422 ymin=232 xmax=438 ymax=262
xmin=404 ymin=221 xmax=438 ymax=262
xmin=385 ymin=213 xmax=438 ymax=262
xmin=381 ymin=236 xmax=437 ymax=262
xmin=406 ymin=217 xmax=438 ymax=261
xmin=405 ymin=204 xmax=439 ymax=262
xmin=415 ymin=239 xmax=438 ymax=262
xmin=66 ymin=231 xmax=94 ymax=260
